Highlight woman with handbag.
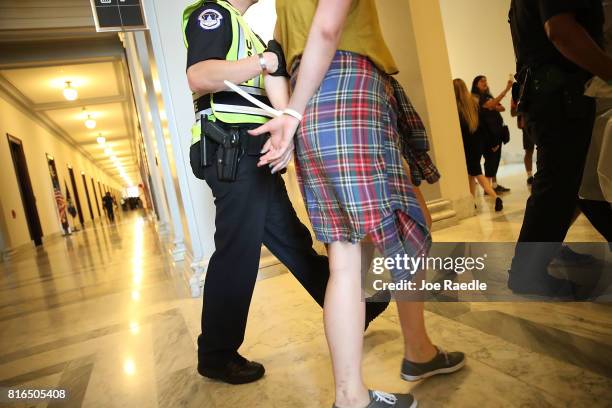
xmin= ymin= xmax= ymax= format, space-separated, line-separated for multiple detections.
xmin=472 ymin=75 xmax=513 ymax=194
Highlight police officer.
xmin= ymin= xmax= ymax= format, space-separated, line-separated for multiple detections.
xmin=508 ymin=0 xmax=612 ymax=297
xmin=183 ymin=0 xmax=388 ymax=385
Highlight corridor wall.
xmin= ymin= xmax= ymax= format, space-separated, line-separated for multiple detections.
xmin=0 ymin=94 xmax=122 ymax=249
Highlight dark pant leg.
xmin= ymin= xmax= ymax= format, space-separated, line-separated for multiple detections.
xmin=483 ymin=146 xmax=501 ymax=178
xmin=512 ymin=102 xmax=595 ymax=277
xmin=261 ymin=175 xmax=329 ymax=307
xmin=579 ymin=199 xmax=612 ymax=242
xmin=198 ymin=155 xmax=272 ymax=369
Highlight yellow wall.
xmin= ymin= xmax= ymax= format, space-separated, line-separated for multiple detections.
xmin=0 ymin=94 xmax=122 ymax=249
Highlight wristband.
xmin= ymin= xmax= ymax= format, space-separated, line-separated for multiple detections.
xmin=258 ymin=53 xmax=267 ymax=73
xmin=283 ymin=108 xmax=303 ymax=122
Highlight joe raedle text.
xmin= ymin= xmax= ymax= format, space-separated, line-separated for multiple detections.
xmin=373 ymin=279 xmax=488 ymax=292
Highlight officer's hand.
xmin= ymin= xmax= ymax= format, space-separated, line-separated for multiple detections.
xmin=263 ymin=52 xmax=279 ymax=75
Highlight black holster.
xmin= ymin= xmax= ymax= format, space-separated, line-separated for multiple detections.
xmin=202 ymin=120 xmax=243 ymax=182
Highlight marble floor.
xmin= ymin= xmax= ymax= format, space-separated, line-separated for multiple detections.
xmin=0 ymin=164 xmax=610 ymax=408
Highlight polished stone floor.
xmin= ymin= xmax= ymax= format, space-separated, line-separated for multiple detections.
xmin=0 ymin=164 xmax=610 ymax=408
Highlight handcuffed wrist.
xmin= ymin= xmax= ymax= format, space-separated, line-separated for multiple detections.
xmin=282 ymin=108 xmax=303 ymax=122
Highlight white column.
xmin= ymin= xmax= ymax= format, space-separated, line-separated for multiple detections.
xmin=378 ymin=0 xmax=474 ymax=223
xmin=124 ymin=33 xmax=172 ymax=233
xmin=407 ymin=0 xmax=474 ymax=219
xmin=142 ymin=0 xmax=217 ymax=297
xmin=132 ymin=31 xmax=188 ymax=262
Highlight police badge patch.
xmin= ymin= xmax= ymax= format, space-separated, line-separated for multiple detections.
xmin=199 ymin=9 xmax=223 ymax=30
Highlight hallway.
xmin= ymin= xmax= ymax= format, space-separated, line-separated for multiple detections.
xmin=1 ymin=167 xmax=611 ymax=408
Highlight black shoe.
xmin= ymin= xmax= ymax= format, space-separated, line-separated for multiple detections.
xmin=365 ymin=289 xmax=391 ymax=331
xmin=550 ymin=245 xmax=597 ymax=266
xmin=494 ymin=197 xmax=503 ymax=212
xmin=507 ymin=273 xmax=577 ymax=299
xmin=198 ymin=358 xmax=265 ymax=385
xmin=526 ymin=176 xmax=534 ymax=185
xmin=401 ymin=346 xmax=466 ymax=382
xmin=494 ymin=185 xmax=511 ymax=193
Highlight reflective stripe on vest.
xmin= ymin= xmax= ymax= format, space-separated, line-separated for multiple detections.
xmin=183 ymin=0 xmax=270 ymax=132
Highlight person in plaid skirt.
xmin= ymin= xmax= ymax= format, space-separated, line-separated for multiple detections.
xmin=251 ymin=1 xmax=465 ymax=407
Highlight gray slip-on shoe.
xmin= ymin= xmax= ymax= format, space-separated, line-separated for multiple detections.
xmin=401 ymin=346 xmax=465 ymax=382
xmin=332 ymin=390 xmax=417 ymax=408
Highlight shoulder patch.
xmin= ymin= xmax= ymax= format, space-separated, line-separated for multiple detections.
xmin=198 ymin=8 xmax=224 ymax=30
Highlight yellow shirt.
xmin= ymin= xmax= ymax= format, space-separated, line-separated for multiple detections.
xmin=275 ymin=0 xmax=398 ymax=75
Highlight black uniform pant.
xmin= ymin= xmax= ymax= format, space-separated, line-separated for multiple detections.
xmin=105 ymin=206 xmax=115 ymax=222
xmin=511 ymin=89 xmax=597 ymax=278
xmin=196 ymin=149 xmax=329 ymax=369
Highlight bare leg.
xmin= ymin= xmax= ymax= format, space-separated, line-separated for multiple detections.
xmin=468 ymin=176 xmax=477 ymax=197
xmin=326 ymin=241 xmax=370 ymax=408
xmin=524 ymin=148 xmax=534 ymax=174
xmin=397 ymin=301 xmax=437 ymax=362
xmin=476 ymin=175 xmax=498 ymax=199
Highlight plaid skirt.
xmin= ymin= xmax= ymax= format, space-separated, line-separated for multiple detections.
xmin=293 ymin=51 xmax=431 ymax=280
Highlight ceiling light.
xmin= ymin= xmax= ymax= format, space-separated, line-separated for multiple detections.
xmin=85 ymin=114 xmax=96 ymax=129
xmin=97 ymin=134 xmax=106 ymax=145
xmin=63 ymin=81 xmax=78 ymax=101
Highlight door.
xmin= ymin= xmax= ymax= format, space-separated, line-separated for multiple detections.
xmin=97 ymin=181 xmax=104 ymax=205
xmin=68 ymin=167 xmax=85 ymax=227
xmin=81 ymin=172 xmax=95 ymax=221
xmin=91 ymin=177 xmax=101 ymax=217
xmin=7 ymin=135 xmax=43 ymax=246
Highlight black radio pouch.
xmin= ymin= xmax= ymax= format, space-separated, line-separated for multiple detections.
xmin=200 ymin=115 xmax=216 ymax=168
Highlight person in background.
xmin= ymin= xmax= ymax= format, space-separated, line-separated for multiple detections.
xmin=454 ymin=78 xmax=503 ymax=211
xmin=508 ymin=0 xmax=612 ymax=296
xmin=471 ymin=75 xmax=513 ymax=194
xmin=511 ymin=82 xmax=535 ymax=185
xmin=102 ymin=192 xmax=115 ymax=223
xmin=252 ymin=1 xmax=465 ymax=406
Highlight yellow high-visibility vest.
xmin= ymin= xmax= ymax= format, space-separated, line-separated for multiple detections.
xmin=183 ymin=0 xmax=273 ymax=144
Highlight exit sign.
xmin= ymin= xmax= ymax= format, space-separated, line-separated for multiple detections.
xmin=90 ymin=0 xmax=148 ymax=32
